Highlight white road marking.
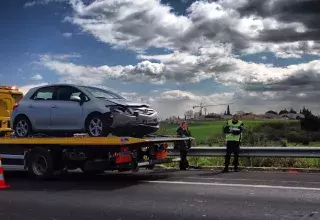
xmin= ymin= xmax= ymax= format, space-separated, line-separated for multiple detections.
xmin=143 ymin=180 xmax=320 ymax=191
xmin=185 ymin=177 xmax=320 ymax=184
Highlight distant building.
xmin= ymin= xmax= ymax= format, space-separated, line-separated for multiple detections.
xmin=164 ymin=116 xmax=183 ymax=124
xmin=240 ymin=113 xmax=262 ymax=120
xmin=221 ymin=115 xmax=233 ymax=120
xmin=264 ymin=112 xmax=281 ymax=119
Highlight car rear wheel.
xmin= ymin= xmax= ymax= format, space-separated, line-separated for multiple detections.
xmin=86 ymin=114 xmax=112 ymax=137
xmin=13 ymin=116 xmax=32 ymax=138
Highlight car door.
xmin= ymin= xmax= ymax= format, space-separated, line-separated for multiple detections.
xmin=50 ymin=86 xmax=85 ymax=130
xmin=26 ymin=86 xmax=56 ymax=130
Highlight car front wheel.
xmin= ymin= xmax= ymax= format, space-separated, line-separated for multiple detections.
xmin=86 ymin=114 xmax=112 ymax=137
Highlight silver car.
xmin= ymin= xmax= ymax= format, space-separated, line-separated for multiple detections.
xmin=10 ymin=84 xmax=159 ymax=138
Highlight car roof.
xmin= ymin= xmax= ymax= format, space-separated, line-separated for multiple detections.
xmin=32 ymin=83 xmax=113 ymax=89
xmin=32 ymin=83 xmax=80 ymax=89
xmin=26 ymin=83 xmax=115 ymax=95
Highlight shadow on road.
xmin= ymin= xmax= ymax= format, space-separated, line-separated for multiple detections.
xmin=3 ymin=169 xmax=174 ymax=192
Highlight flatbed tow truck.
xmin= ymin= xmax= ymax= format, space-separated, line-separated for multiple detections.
xmin=0 ymin=134 xmax=193 ymax=180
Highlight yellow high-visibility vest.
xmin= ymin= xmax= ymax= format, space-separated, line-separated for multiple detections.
xmin=224 ymin=120 xmax=243 ymax=142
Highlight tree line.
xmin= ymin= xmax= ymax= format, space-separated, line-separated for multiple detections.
xmin=265 ymin=107 xmax=312 ymax=115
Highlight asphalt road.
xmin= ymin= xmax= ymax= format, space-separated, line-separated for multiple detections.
xmin=1 ymin=169 xmax=320 ymax=220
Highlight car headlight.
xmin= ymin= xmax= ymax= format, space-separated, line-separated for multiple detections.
xmin=109 ymin=105 xmax=132 ymax=115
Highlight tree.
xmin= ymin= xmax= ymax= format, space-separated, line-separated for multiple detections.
xmin=300 ymin=114 xmax=320 ymax=132
xmin=265 ymin=110 xmax=278 ymax=115
xmin=226 ymin=105 xmax=231 ymax=115
xmin=279 ymin=109 xmax=289 ymax=115
xmin=289 ymin=108 xmax=297 ymax=114
xmin=184 ymin=110 xmax=193 ymax=119
xmin=301 ymin=106 xmax=312 ymax=116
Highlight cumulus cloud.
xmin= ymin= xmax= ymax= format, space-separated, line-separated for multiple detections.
xmin=62 ymin=32 xmax=73 ymax=38
xmin=244 ymin=60 xmax=320 ymax=99
xmin=39 ymin=48 xmax=318 ymax=87
xmin=31 ymin=74 xmax=43 ymax=81
xmin=66 ymin=0 xmax=319 ymax=58
xmin=244 ymin=60 xmax=320 ymax=91
xmin=236 ymin=0 xmax=320 ymax=40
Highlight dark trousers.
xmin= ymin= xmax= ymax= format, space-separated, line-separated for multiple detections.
xmin=224 ymin=141 xmax=240 ymax=169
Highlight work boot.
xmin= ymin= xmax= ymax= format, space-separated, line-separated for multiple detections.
xmin=222 ymin=167 xmax=229 ymax=173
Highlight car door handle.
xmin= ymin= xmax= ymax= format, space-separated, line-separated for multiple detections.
xmin=51 ymin=105 xmax=58 ymax=108
xmin=27 ymin=105 xmax=33 ymax=108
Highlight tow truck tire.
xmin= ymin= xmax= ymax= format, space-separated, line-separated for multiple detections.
xmin=27 ymin=147 xmax=54 ymax=180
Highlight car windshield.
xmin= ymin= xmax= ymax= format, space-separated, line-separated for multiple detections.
xmin=81 ymin=86 xmax=125 ymax=99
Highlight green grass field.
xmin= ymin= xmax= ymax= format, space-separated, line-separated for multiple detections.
xmin=157 ymin=119 xmax=295 ymax=142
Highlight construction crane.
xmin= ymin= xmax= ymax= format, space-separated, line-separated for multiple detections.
xmin=193 ymin=102 xmax=234 ymax=116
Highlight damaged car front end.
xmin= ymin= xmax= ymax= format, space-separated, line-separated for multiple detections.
xmin=109 ymin=103 xmax=160 ymax=137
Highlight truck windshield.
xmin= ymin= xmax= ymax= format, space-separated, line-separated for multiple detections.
xmin=81 ymin=86 xmax=125 ymax=99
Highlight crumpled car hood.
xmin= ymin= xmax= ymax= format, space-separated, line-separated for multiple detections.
xmin=108 ymin=99 xmax=149 ymax=107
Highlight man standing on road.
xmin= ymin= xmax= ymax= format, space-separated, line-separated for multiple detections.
xmin=222 ymin=114 xmax=244 ymax=173
xmin=176 ymin=121 xmax=192 ymax=170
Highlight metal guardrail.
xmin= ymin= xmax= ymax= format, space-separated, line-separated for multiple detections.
xmin=168 ymin=147 xmax=320 ymax=158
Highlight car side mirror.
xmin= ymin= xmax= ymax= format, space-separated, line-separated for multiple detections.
xmin=70 ymin=96 xmax=81 ymax=102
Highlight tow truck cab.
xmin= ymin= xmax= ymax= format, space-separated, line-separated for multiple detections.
xmin=0 ymin=85 xmax=23 ymax=136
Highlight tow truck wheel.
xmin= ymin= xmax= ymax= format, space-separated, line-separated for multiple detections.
xmin=85 ymin=113 xmax=112 ymax=137
xmin=27 ymin=147 xmax=54 ymax=180
xmin=13 ymin=116 xmax=32 ymax=138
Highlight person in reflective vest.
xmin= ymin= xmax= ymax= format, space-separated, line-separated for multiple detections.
xmin=222 ymin=114 xmax=244 ymax=172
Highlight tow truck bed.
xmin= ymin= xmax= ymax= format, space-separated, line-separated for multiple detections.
xmin=0 ymin=136 xmax=193 ymax=146
xmin=0 ymin=135 xmax=193 ymax=180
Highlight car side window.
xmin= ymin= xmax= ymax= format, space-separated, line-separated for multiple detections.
xmin=56 ymin=86 xmax=89 ymax=101
xmin=31 ymin=87 xmax=55 ymax=100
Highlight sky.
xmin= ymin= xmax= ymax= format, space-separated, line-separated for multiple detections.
xmin=1 ymin=0 xmax=320 ymax=118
